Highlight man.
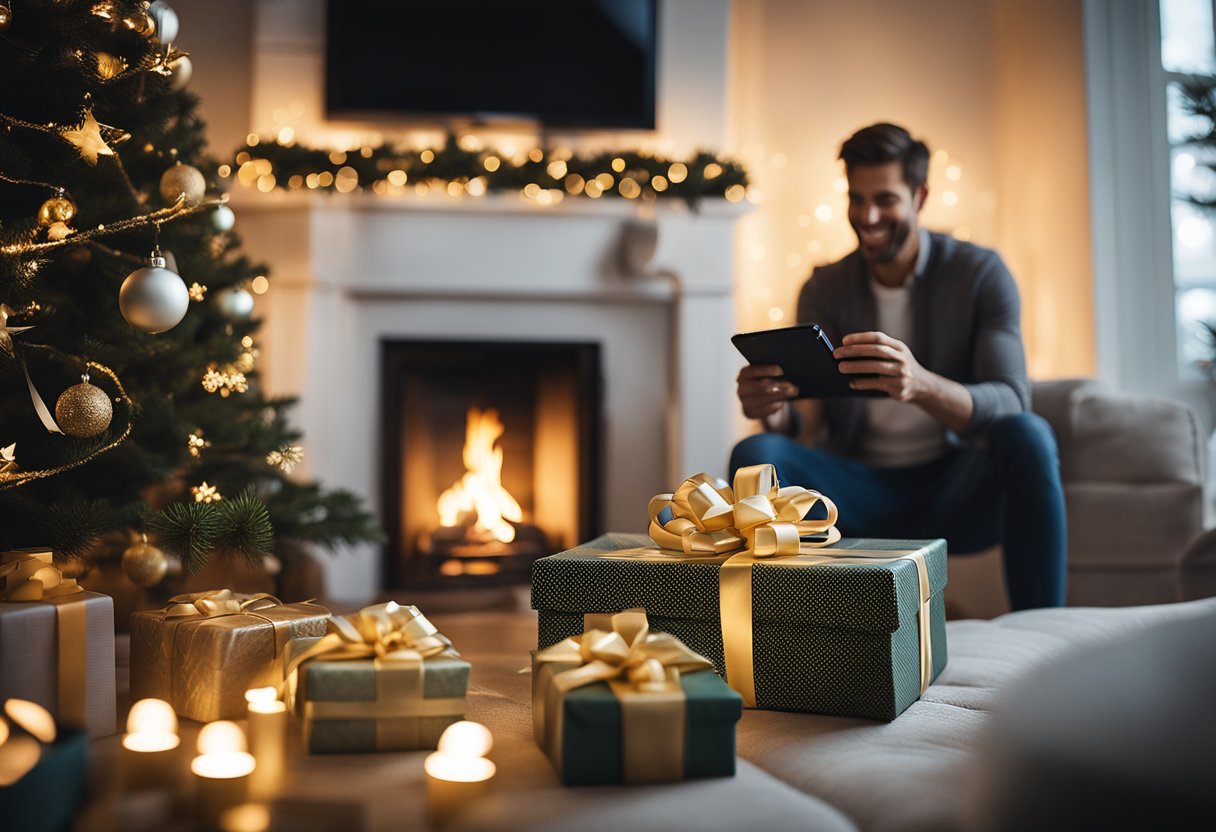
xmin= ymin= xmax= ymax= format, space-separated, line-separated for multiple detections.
xmin=731 ymin=122 xmax=1065 ymax=610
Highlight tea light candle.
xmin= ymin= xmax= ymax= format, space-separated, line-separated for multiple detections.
xmin=191 ymin=721 xmax=256 ymax=830
xmin=424 ymin=721 xmax=496 ymax=828
xmin=244 ymin=687 xmax=286 ymax=800
xmin=121 ymin=698 xmax=181 ymax=791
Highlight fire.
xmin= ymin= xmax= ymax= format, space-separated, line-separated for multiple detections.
xmin=436 ymin=408 xmax=522 ymax=543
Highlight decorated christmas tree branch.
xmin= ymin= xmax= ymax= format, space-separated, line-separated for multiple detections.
xmin=230 ymin=133 xmax=750 ymax=209
xmin=146 ymin=488 xmax=274 ymax=574
xmin=0 ymin=193 xmax=229 ymax=256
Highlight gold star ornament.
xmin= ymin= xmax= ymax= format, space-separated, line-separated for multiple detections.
xmin=0 ymin=304 xmax=35 ymax=356
xmin=60 ymin=110 xmax=129 ymax=164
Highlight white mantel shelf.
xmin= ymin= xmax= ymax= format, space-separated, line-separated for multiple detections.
xmin=234 ymin=188 xmax=748 ymax=602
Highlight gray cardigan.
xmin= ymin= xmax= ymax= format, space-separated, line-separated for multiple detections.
xmin=795 ymin=229 xmax=1029 ymax=458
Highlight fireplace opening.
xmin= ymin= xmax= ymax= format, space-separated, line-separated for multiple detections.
xmin=380 ymin=339 xmax=602 ymax=590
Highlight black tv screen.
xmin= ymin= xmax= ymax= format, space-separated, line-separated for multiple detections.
xmin=325 ymin=0 xmax=658 ymax=129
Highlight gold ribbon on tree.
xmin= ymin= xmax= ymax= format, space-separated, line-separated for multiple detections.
xmin=643 ymin=464 xmax=932 ymax=709
xmin=533 ymin=608 xmax=715 ymax=783
xmin=283 ymin=602 xmax=466 ymax=750
xmin=0 ymin=549 xmax=89 ymax=729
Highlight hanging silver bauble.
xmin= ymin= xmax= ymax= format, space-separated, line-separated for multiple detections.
xmin=120 ymin=249 xmax=190 ymax=333
xmin=148 ymin=1 xmax=178 ymax=42
xmin=211 ymin=204 xmax=235 ymax=232
xmin=214 ymin=286 xmax=254 ymax=319
xmin=159 ymin=163 xmax=206 ymax=206
xmin=168 ymin=55 xmax=192 ymax=92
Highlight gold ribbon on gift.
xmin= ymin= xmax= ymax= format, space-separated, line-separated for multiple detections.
xmin=0 ymin=549 xmax=88 ymax=729
xmin=639 ymin=464 xmax=932 ymax=710
xmin=283 ymin=602 xmax=465 ymax=750
xmin=160 ymin=589 xmax=304 ymax=673
xmin=533 ymin=608 xmax=714 ymax=783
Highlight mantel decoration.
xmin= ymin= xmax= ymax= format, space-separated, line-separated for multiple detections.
xmin=227 ymin=133 xmax=750 ymax=209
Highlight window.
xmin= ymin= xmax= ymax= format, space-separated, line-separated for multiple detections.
xmin=1162 ymin=0 xmax=1216 ymax=372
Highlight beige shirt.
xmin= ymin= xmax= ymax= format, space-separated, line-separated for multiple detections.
xmin=858 ymin=278 xmax=949 ymax=467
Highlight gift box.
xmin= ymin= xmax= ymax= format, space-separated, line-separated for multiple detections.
xmin=531 ymin=466 xmax=948 ymax=722
xmin=284 ymin=602 xmax=470 ymax=753
xmin=0 ymin=549 xmax=116 ymax=738
xmin=130 ymin=589 xmax=329 ymax=722
xmin=0 ymin=727 xmax=88 ymax=832
xmin=532 ymin=608 xmax=742 ymax=786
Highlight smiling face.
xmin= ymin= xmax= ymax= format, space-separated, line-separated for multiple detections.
xmin=846 ymin=161 xmax=927 ymax=266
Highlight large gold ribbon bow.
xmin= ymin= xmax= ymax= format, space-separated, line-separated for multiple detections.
xmin=1 ymin=549 xmax=88 ymax=730
xmin=0 ymin=549 xmax=83 ymax=601
xmin=163 ymin=588 xmax=283 ymax=619
xmin=648 ymin=463 xmax=841 ymax=557
xmin=533 ymin=608 xmax=714 ymax=783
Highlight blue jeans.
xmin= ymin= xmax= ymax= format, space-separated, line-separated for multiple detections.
xmin=728 ymin=413 xmax=1067 ymax=610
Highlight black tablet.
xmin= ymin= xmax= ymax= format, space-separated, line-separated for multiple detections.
xmin=731 ymin=323 xmax=882 ymax=398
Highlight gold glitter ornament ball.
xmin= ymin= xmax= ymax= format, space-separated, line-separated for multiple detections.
xmin=0 ymin=5 xmax=11 ymax=30
xmin=122 ymin=539 xmax=168 ymax=588
xmin=55 ymin=378 xmax=113 ymax=438
xmin=159 ymin=163 xmax=206 ymax=206
xmin=38 ymin=195 xmax=76 ymax=226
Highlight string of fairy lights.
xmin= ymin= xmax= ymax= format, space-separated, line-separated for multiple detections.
xmin=225 ymin=134 xmax=751 ymax=207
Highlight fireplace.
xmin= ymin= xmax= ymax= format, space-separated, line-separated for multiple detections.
xmin=380 ymin=339 xmax=602 ymax=590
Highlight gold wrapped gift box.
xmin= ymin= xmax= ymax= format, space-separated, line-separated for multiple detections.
xmin=130 ymin=589 xmax=330 ymax=722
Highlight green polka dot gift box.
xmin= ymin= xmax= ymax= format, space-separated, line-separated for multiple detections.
xmin=532 ymin=532 xmax=948 ymax=722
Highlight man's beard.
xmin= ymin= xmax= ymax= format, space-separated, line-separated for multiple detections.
xmin=853 ymin=219 xmax=912 ymax=264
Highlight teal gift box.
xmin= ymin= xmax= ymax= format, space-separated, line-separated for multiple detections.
xmin=0 ymin=728 xmax=87 ymax=832
xmin=532 ymin=609 xmax=742 ymax=786
xmin=284 ymin=602 xmax=470 ymax=753
xmin=532 ymin=533 xmax=948 ymax=722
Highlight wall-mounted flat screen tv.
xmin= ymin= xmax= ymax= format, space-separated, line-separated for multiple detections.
xmin=325 ymin=0 xmax=659 ymax=130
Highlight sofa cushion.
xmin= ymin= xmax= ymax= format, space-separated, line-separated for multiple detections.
xmin=1063 ymin=388 xmax=1202 ymax=485
xmin=735 ymin=598 xmax=1216 ymax=832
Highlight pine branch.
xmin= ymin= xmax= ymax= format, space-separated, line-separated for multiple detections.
xmin=214 ymin=488 xmax=274 ymax=565
xmin=40 ymin=499 xmax=113 ymax=559
xmin=146 ymin=500 xmax=220 ymax=574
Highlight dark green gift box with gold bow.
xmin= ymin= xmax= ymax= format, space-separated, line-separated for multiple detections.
xmin=531 ymin=463 xmax=948 ymax=722
xmin=533 ymin=533 xmax=948 ymax=722
xmin=284 ymin=602 xmax=470 ymax=753
xmin=532 ymin=609 xmax=742 ymax=786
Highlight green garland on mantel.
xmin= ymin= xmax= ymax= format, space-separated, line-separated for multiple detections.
xmin=225 ymin=133 xmax=750 ymax=208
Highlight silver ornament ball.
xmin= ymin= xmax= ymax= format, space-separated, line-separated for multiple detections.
xmin=168 ymin=55 xmax=192 ymax=92
xmin=120 ymin=253 xmax=190 ymax=333
xmin=148 ymin=1 xmax=178 ymax=42
xmin=215 ymin=286 xmax=254 ymax=319
xmin=159 ymin=163 xmax=206 ymax=206
xmin=211 ymin=204 xmax=236 ymax=232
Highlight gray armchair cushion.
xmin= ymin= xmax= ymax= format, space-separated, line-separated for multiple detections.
xmin=1063 ymin=388 xmax=1203 ymax=485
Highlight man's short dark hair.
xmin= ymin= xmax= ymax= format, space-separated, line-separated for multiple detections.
xmin=839 ymin=123 xmax=930 ymax=191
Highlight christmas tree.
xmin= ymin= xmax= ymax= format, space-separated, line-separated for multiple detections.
xmin=0 ymin=0 xmax=380 ymax=589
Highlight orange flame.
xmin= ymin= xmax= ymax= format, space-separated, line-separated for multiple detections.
xmin=437 ymin=408 xmax=522 ymax=543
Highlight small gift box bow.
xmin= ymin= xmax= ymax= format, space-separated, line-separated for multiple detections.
xmin=0 ymin=549 xmax=82 ymax=601
xmin=285 ymin=601 xmax=457 ymax=673
xmin=533 ymin=609 xmax=717 ymax=783
xmin=534 ymin=608 xmax=713 ymax=694
xmin=648 ymin=463 xmax=841 ymax=557
xmin=163 ymin=588 xmax=284 ymax=619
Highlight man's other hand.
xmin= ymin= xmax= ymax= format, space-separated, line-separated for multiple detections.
xmin=737 ymin=364 xmax=799 ymax=419
xmin=834 ymin=331 xmax=929 ymax=402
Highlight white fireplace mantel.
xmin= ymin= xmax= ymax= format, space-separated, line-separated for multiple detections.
xmin=234 ymin=190 xmax=747 ymax=601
